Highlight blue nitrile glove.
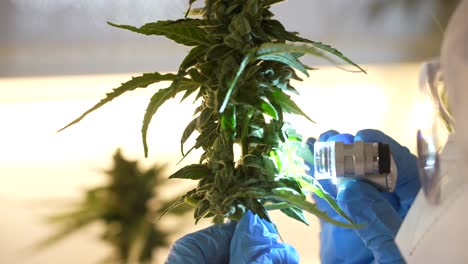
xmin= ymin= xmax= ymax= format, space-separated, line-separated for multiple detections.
xmin=307 ymin=129 xmax=420 ymax=264
xmin=166 ymin=210 xmax=299 ymax=264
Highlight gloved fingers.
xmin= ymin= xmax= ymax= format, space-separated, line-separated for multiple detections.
xmin=230 ymin=211 xmax=299 ymax=264
xmin=166 ymin=221 xmax=236 ymax=264
xmin=326 ymin=133 xmax=355 ymax=144
xmin=337 ymin=179 xmax=404 ymax=263
xmin=318 ymin=130 xmax=340 ymax=142
xmin=354 ymin=129 xmax=421 ymax=217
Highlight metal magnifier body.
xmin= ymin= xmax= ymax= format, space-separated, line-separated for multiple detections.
xmin=313 ymin=141 xmax=398 ymax=192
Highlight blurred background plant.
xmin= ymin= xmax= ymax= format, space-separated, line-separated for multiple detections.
xmin=35 ymin=149 xmax=190 ymax=264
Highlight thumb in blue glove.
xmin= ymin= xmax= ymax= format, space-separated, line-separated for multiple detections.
xmin=337 ymin=180 xmax=403 ymax=263
xmin=230 ymin=211 xmax=299 ymax=264
xmin=166 ymin=211 xmax=299 ymax=264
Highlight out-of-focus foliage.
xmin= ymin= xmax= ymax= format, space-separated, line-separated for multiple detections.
xmin=36 ymin=149 xmax=190 ymax=264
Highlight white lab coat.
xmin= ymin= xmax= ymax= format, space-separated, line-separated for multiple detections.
xmin=396 ymin=135 xmax=468 ymax=263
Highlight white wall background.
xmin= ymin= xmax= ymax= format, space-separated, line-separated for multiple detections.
xmin=0 ymin=0 xmax=452 ymax=77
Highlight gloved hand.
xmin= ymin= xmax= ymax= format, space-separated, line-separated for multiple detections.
xmin=307 ymin=129 xmax=420 ymax=264
xmin=165 ymin=210 xmax=299 ymax=264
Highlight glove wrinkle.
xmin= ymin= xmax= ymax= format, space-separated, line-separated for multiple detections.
xmin=337 ymin=180 xmax=404 ymax=264
xmin=166 ymin=222 xmax=236 ymax=264
xmin=230 ymin=211 xmax=299 ymax=264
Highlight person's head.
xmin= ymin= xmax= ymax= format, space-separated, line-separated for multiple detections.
xmin=416 ymin=0 xmax=467 ymax=204
xmin=441 ymin=0 xmax=468 ymax=164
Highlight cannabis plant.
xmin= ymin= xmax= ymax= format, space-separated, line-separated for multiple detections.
xmin=37 ymin=149 xmax=189 ymax=264
xmin=60 ymin=0 xmax=365 ymax=227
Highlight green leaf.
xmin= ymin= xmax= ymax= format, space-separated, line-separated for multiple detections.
xmin=268 ymin=89 xmax=314 ymax=123
xmin=269 ymin=149 xmax=282 ymax=172
xmin=253 ymin=98 xmax=278 ymax=120
xmin=296 ymin=141 xmax=314 ymax=168
xmin=194 ymin=199 xmax=210 ymax=224
xmin=260 ymin=24 xmax=366 ymax=73
xmin=296 ymin=175 xmax=355 ymax=224
xmin=158 ymin=198 xmax=186 ymax=220
xmin=108 ymin=19 xmax=211 ymax=47
xmin=280 ymin=207 xmax=309 ymax=226
xmin=168 ymin=164 xmax=211 ymax=180
xmin=221 ymin=105 xmax=236 ymax=138
xmin=257 ymin=53 xmax=309 ymax=76
xmin=262 ymin=0 xmax=286 ymax=7
xmin=244 ymin=198 xmax=270 ymax=221
xmin=181 ymin=118 xmax=198 ymax=155
xmin=269 ymin=188 xmax=356 ymax=228
xmin=309 ymin=41 xmax=366 ymax=74
xmin=180 ymin=86 xmax=199 ymax=102
xmin=142 ymin=78 xmax=199 ymax=156
xmin=242 ymin=154 xmax=263 ymax=169
xmin=256 ymin=42 xmax=321 ymax=58
xmin=219 ymin=53 xmax=253 ymax=113
xmin=194 ymin=124 xmax=217 ymax=149
xmin=142 ymin=88 xmax=173 ymax=157
xmin=180 ymin=45 xmax=207 ymax=72
xmin=58 ymin=72 xmax=177 ymax=132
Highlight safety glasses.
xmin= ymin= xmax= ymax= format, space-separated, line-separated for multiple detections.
xmin=416 ymin=59 xmax=454 ymax=205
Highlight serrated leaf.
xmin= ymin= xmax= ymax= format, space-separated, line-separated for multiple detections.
xmin=268 ymin=89 xmax=314 ymax=123
xmin=269 ymin=188 xmax=356 ymax=228
xmin=280 ymin=207 xmax=309 ymax=226
xmin=260 ymin=24 xmax=365 ymax=73
xmin=108 ymin=19 xmax=211 ymax=47
xmin=168 ymin=164 xmax=211 ymax=180
xmin=58 ymin=72 xmax=177 ymax=132
xmin=141 ymin=88 xmax=173 ymax=157
xmin=142 ymin=78 xmax=199 ymax=156
xmin=180 ymin=87 xmax=199 ymax=103
xmin=181 ymin=118 xmax=198 ymax=155
xmin=257 ymin=53 xmax=309 ymax=76
xmin=308 ymin=41 xmax=366 ymax=73
xmin=256 ymin=42 xmax=322 ymax=58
